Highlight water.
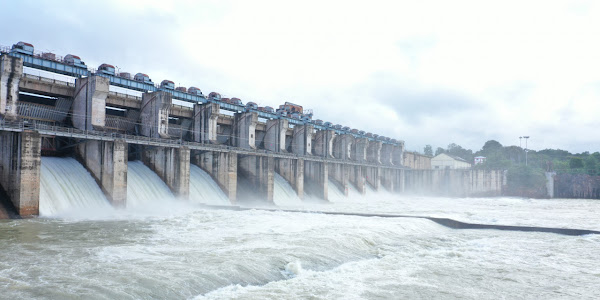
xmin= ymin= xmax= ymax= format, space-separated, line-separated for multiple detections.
xmin=189 ymin=165 xmax=230 ymax=206
xmin=3 ymin=162 xmax=600 ymax=299
xmin=39 ymin=157 xmax=112 ymax=217
xmin=273 ymin=173 xmax=302 ymax=206
xmin=126 ymin=161 xmax=177 ymax=208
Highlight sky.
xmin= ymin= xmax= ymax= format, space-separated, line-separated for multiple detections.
xmin=1 ymin=0 xmax=599 ymax=153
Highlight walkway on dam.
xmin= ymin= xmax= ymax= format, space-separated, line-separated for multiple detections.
xmin=0 ymin=120 xmax=405 ymax=170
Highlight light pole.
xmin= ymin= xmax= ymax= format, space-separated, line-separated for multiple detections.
xmin=523 ymin=136 xmax=530 ymax=166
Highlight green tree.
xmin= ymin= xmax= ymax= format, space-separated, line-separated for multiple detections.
xmin=584 ymin=156 xmax=598 ymax=175
xmin=569 ymin=157 xmax=584 ymax=169
xmin=506 ymin=165 xmax=547 ymax=196
xmin=423 ymin=145 xmax=433 ymax=156
xmin=481 ymin=140 xmax=503 ymax=154
xmin=435 ymin=147 xmax=445 ymax=156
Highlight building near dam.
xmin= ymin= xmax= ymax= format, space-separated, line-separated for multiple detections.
xmin=0 ymin=41 xmax=505 ymax=217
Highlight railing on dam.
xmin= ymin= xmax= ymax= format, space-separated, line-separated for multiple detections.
xmin=0 ymin=120 xmax=406 ymax=170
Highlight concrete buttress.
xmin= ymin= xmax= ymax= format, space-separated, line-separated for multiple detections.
xmin=265 ymin=119 xmax=288 ymax=152
xmin=351 ymin=138 xmax=368 ymax=162
xmin=304 ymin=161 xmax=328 ymax=201
xmin=193 ymin=102 xmax=219 ymax=144
xmin=0 ymin=131 xmax=41 ymax=216
xmin=235 ymin=112 xmax=258 ymax=149
xmin=275 ymin=158 xmax=304 ymax=199
xmin=73 ymin=75 xmax=109 ymax=131
xmin=367 ymin=141 xmax=383 ymax=164
xmin=76 ymin=139 xmax=128 ymax=207
xmin=141 ymin=91 xmax=171 ymax=138
xmin=333 ymin=134 xmax=354 ymax=160
xmin=238 ymin=155 xmax=274 ymax=203
xmin=381 ymin=144 xmax=394 ymax=166
xmin=0 ymin=55 xmax=23 ymax=121
xmin=192 ymin=151 xmax=237 ymax=203
xmin=142 ymin=146 xmax=190 ymax=199
xmin=313 ymin=130 xmax=335 ymax=157
xmin=292 ymin=124 xmax=313 ymax=155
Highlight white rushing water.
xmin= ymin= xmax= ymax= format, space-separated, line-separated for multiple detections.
xmin=39 ymin=157 xmax=112 ymax=217
xmin=189 ymin=165 xmax=230 ymax=205
xmin=5 ymin=161 xmax=600 ymax=299
xmin=126 ymin=161 xmax=177 ymax=209
xmin=273 ymin=173 xmax=302 ymax=206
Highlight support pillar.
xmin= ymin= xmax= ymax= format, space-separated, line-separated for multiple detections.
xmin=366 ymin=166 xmax=380 ymax=191
xmin=0 ymin=55 xmax=23 ymax=120
xmin=73 ymin=75 xmax=109 ymax=130
xmin=350 ymin=165 xmax=366 ymax=195
xmin=367 ymin=140 xmax=383 ymax=164
xmin=333 ymin=134 xmax=354 ymax=160
xmin=292 ymin=124 xmax=313 ymax=155
xmin=351 ymin=138 xmax=368 ymax=162
xmin=77 ymin=139 xmax=128 ymax=207
xmin=192 ymin=151 xmax=237 ymax=203
xmin=238 ymin=155 xmax=274 ymax=203
xmin=141 ymin=91 xmax=171 ymax=138
xmin=304 ymin=161 xmax=328 ymax=201
xmin=313 ymin=129 xmax=335 ymax=157
xmin=381 ymin=144 xmax=394 ymax=166
xmin=392 ymin=142 xmax=404 ymax=166
xmin=142 ymin=146 xmax=190 ymax=199
xmin=0 ymin=131 xmax=41 ymax=216
xmin=265 ymin=119 xmax=288 ymax=152
xmin=193 ymin=102 xmax=219 ymax=144
xmin=275 ymin=158 xmax=304 ymax=199
xmin=235 ymin=112 xmax=258 ymax=149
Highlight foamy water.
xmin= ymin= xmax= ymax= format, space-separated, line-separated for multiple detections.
xmin=2 ymin=162 xmax=600 ymax=299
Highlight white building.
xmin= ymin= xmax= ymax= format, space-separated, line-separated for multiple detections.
xmin=474 ymin=156 xmax=486 ymax=165
xmin=431 ymin=153 xmax=472 ymax=169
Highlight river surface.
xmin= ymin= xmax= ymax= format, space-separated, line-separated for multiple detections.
xmin=0 ymin=159 xmax=599 ymax=299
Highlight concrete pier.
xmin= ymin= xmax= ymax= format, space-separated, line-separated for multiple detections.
xmin=73 ymin=76 xmax=109 ymax=130
xmin=0 ymin=131 xmax=41 ymax=216
xmin=0 ymin=55 xmax=22 ymax=120
xmin=143 ymin=146 xmax=190 ymax=199
xmin=275 ymin=158 xmax=304 ymax=198
xmin=238 ymin=155 xmax=274 ymax=203
xmin=367 ymin=141 xmax=382 ymax=164
xmin=192 ymin=151 xmax=237 ymax=203
xmin=141 ymin=91 xmax=171 ymax=138
xmin=329 ymin=163 xmax=350 ymax=196
xmin=366 ymin=166 xmax=381 ymax=191
xmin=313 ymin=129 xmax=335 ymax=157
xmin=292 ymin=124 xmax=313 ymax=155
xmin=349 ymin=165 xmax=366 ymax=194
xmin=264 ymin=119 xmax=288 ymax=152
xmin=235 ymin=112 xmax=258 ymax=149
xmin=351 ymin=138 xmax=368 ymax=162
xmin=76 ymin=140 xmax=128 ymax=207
xmin=333 ymin=134 xmax=354 ymax=160
xmin=193 ymin=102 xmax=220 ymax=144
xmin=304 ymin=161 xmax=328 ymax=201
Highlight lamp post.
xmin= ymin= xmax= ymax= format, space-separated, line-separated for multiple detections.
xmin=523 ymin=136 xmax=530 ymax=166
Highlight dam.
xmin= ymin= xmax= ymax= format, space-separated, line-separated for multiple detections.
xmin=0 ymin=41 xmax=505 ymax=217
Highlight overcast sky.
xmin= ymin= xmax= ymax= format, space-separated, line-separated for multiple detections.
xmin=2 ymin=0 xmax=599 ymax=153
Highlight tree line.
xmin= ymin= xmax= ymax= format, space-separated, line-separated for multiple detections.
xmin=422 ymin=140 xmax=600 ymax=197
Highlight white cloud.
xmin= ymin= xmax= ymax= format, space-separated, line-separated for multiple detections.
xmin=2 ymin=0 xmax=599 ymax=153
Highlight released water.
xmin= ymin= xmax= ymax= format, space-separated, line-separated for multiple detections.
xmin=39 ymin=157 xmax=112 ymax=217
xmin=273 ymin=173 xmax=302 ymax=206
xmin=189 ymin=164 xmax=230 ymax=205
xmin=4 ymin=160 xmax=600 ymax=299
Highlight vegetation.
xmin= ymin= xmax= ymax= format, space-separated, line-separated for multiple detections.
xmin=422 ymin=140 xmax=600 ymax=197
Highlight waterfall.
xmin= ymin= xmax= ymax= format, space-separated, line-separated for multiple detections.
xmin=126 ymin=161 xmax=176 ymax=208
xmin=189 ymin=165 xmax=230 ymax=205
xmin=274 ymin=173 xmax=302 ymax=206
xmin=327 ymin=179 xmax=347 ymax=202
xmin=39 ymin=157 xmax=112 ymax=216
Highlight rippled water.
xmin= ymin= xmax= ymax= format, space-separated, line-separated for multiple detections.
xmin=2 ymin=165 xmax=600 ymax=299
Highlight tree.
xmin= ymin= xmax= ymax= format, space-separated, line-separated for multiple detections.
xmin=446 ymin=143 xmax=473 ymax=162
xmin=584 ymin=156 xmax=598 ymax=175
xmin=435 ymin=147 xmax=445 ymax=156
xmin=423 ymin=145 xmax=433 ymax=156
xmin=569 ymin=157 xmax=584 ymax=169
xmin=481 ymin=140 xmax=503 ymax=154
